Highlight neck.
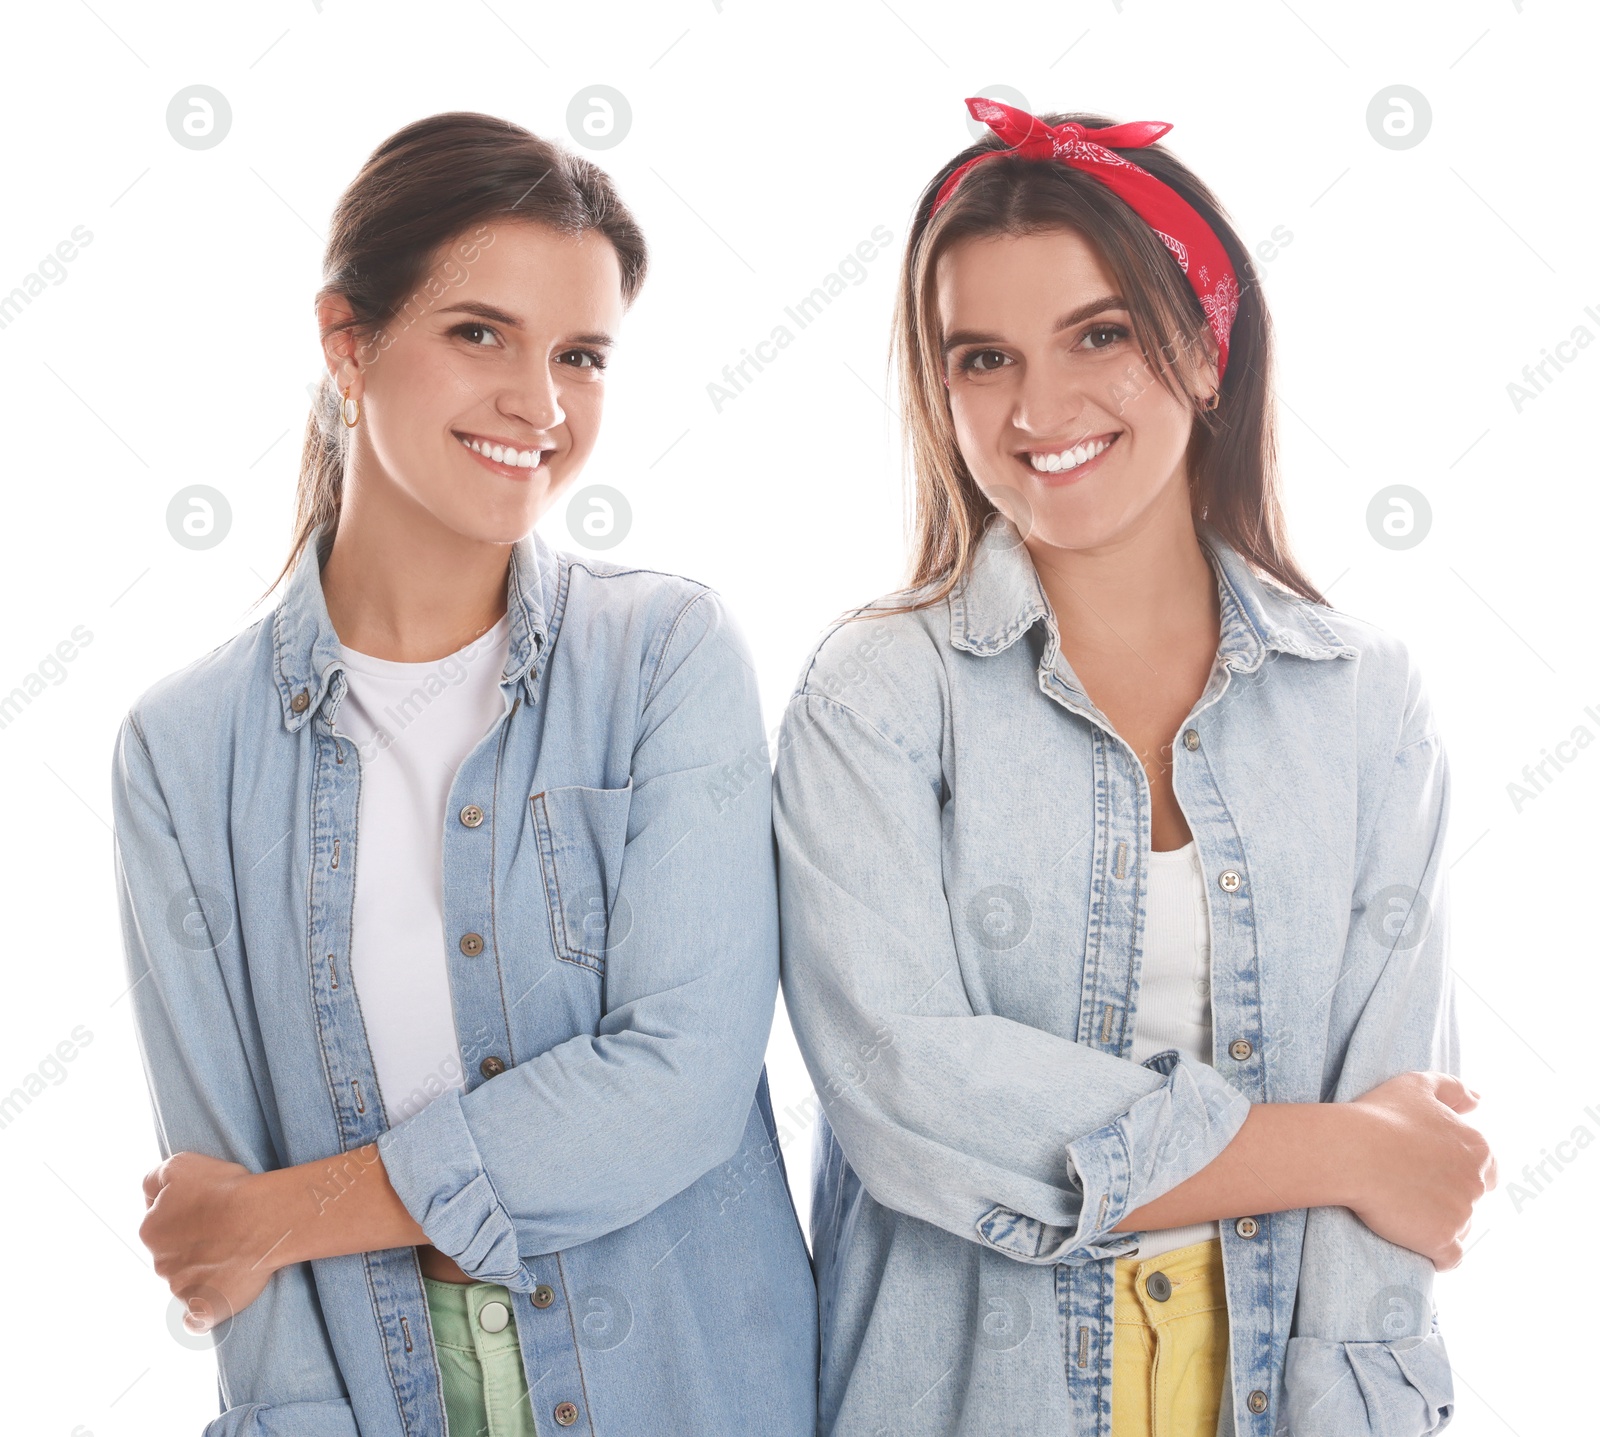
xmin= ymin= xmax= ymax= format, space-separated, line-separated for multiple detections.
xmin=318 ymin=472 xmax=511 ymax=663
xmin=1023 ymin=498 xmax=1218 ymax=663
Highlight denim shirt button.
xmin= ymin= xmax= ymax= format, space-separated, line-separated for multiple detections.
xmin=459 ymin=803 xmax=485 ymax=827
xmin=1235 ymin=1216 xmax=1259 ymax=1238
xmin=531 ymin=1284 xmax=555 ymax=1308
xmin=1228 ymin=1038 xmax=1253 ymax=1061
xmin=459 ymin=931 xmax=485 ymax=956
xmin=290 ymin=688 xmax=310 ymax=713
xmin=1182 ymin=728 xmax=1200 ymax=751
xmin=554 ymin=1401 xmax=581 ymax=1425
xmin=480 ymin=1055 xmax=507 ymax=1077
xmin=1218 ymin=868 xmax=1242 ymax=893
xmin=1247 ymin=1390 xmax=1269 ymax=1413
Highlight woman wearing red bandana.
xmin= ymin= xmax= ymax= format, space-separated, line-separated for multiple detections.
xmin=773 ymin=98 xmax=1496 ymax=1437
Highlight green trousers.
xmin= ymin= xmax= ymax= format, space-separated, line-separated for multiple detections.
xmin=423 ymin=1275 xmax=539 ymax=1436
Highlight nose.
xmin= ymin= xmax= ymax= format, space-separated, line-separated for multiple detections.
xmin=1011 ymin=358 xmax=1085 ymax=440
xmin=495 ymin=351 xmax=565 ymax=436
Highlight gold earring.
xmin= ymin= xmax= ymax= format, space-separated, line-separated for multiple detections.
xmin=340 ymin=384 xmax=361 ymax=428
xmin=1203 ymin=390 xmax=1220 ymax=411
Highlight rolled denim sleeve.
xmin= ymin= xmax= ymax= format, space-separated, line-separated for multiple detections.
xmin=1282 ymin=683 xmax=1458 ymax=1434
xmin=376 ymin=588 xmax=779 ymax=1281
xmin=774 ymin=687 xmax=1252 ymax=1267
xmin=111 ymin=714 xmax=360 ymax=1436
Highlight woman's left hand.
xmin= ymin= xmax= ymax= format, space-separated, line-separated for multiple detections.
xmin=139 ymin=1151 xmax=279 ymax=1332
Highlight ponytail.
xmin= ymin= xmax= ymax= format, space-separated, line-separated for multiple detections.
xmin=283 ymin=373 xmax=347 ymax=582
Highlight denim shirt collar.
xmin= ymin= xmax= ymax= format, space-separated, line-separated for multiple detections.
xmin=272 ymin=519 xmax=554 ymax=733
xmin=948 ymin=514 xmax=1356 ymax=673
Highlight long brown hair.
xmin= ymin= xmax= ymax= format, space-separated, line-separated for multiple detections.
xmin=877 ymin=108 xmax=1323 ymax=617
xmin=257 ymin=111 xmax=649 ymax=603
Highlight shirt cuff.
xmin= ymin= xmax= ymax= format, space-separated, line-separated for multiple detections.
xmin=1283 ymin=1319 xmax=1455 ymax=1436
xmin=375 ymin=1089 xmax=534 ymax=1291
xmin=975 ymin=1049 xmax=1252 ymax=1265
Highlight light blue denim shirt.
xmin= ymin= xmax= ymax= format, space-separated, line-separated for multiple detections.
xmin=772 ymin=514 xmax=1458 ymax=1437
xmin=110 ymin=520 xmax=817 ymax=1437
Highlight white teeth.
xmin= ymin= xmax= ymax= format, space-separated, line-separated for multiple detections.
xmin=458 ymin=434 xmax=546 ymax=469
xmin=1029 ymin=436 xmax=1113 ymax=473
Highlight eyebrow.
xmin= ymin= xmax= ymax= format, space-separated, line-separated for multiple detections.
xmin=940 ymin=295 xmax=1127 ymax=356
xmin=435 ymin=300 xmax=615 ymax=347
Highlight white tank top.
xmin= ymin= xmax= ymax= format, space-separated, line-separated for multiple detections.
xmin=1125 ymin=839 xmax=1223 ymax=1258
xmin=333 ymin=612 xmax=512 ymax=1127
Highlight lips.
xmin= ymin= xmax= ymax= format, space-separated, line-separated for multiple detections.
xmin=1015 ymin=431 xmax=1120 ymax=484
xmin=453 ymin=430 xmax=554 ymax=474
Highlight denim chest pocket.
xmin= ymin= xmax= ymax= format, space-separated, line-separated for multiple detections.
xmin=528 ymin=780 xmax=633 ymax=974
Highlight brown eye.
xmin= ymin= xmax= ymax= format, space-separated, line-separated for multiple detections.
xmin=452 ymin=322 xmax=502 ymax=347
xmin=1081 ymin=323 xmax=1129 ymax=350
xmin=959 ymin=349 xmax=1009 ymax=374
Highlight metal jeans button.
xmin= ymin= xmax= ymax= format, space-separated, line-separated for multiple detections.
xmin=478 ymin=1300 xmax=510 ymax=1334
xmin=1145 ymin=1271 xmax=1172 ymax=1301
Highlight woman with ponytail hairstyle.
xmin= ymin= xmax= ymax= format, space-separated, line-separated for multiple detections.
xmin=114 ymin=111 xmax=816 ymax=1437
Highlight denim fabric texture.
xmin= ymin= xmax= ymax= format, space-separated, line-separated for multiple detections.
xmin=111 ymin=520 xmax=818 ymax=1436
xmin=772 ymin=514 xmax=1458 ymax=1437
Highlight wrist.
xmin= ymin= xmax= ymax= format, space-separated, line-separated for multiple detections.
xmin=242 ymin=1165 xmax=304 ymax=1275
xmin=1316 ymin=1100 xmax=1372 ymax=1210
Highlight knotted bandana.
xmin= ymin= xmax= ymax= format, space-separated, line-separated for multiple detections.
xmin=932 ymin=97 xmax=1240 ymax=384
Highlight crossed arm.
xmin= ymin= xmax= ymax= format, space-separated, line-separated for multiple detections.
xmin=138 ymin=1144 xmax=429 ymax=1332
xmin=1111 ymin=1073 xmax=1489 ymax=1269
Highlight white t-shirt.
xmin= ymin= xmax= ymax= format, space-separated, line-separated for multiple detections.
xmin=1125 ymin=839 xmax=1223 ymax=1259
xmin=334 ymin=612 xmax=513 ymax=1127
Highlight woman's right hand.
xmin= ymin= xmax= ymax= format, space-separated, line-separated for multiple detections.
xmin=1341 ymin=1071 xmax=1497 ymax=1271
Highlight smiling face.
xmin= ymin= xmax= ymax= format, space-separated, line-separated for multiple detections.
xmin=320 ymin=218 xmax=625 ymax=545
xmin=934 ymin=226 xmax=1216 ymax=555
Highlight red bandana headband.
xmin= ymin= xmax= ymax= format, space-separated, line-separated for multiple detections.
xmin=932 ymin=97 xmax=1240 ymax=385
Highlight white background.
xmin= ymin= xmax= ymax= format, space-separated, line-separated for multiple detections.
xmin=1 ymin=1 xmax=1594 ymax=1433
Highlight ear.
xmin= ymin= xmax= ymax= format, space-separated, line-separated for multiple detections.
xmin=315 ymin=292 xmax=364 ymax=397
xmin=1180 ymin=326 xmax=1221 ymax=407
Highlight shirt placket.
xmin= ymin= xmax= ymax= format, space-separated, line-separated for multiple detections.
xmin=309 ymin=670 xmax=451 ymax=1432
xmin=1034 ymin=651 xmax=1144 ymax=1436
xmin=440 ymin=690 xmax=598 ymax=1435
xmin=1172 ymin=651 xmax=1277 ymax=1432
xmin=1036 ymin=625 xmax=1277 ymax=1435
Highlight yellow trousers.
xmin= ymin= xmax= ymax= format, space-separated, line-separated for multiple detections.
xmin=1111 ymin=1237 xmax=1228 ymax=1437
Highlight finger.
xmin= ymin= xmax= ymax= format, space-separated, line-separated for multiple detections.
xmin=142 ymin=1165 xmax=166 ymax=1205
xmin=1430 ymin=1074 xmax=1475 ymax=1113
